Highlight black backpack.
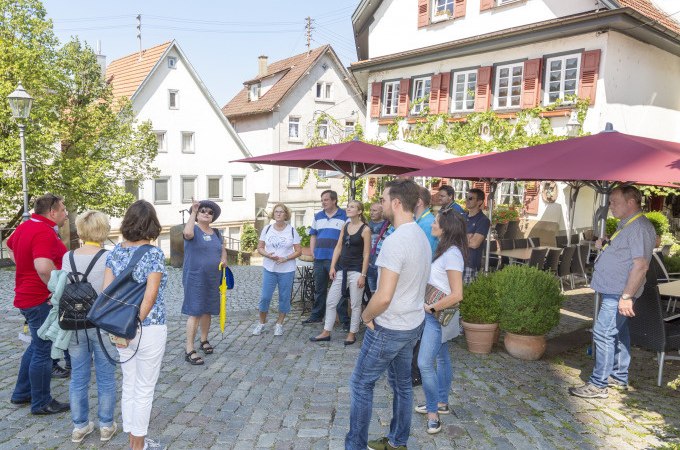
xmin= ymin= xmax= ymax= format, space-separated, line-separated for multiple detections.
xmin=58 ymin=249 xmax=106 ymax=330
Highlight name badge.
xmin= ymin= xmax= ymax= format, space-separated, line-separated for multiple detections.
xmin=202 ymin=234 xmax=212 ymax=241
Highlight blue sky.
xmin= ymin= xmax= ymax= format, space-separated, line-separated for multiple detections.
xmin=42 ymin=0 xmax=360 ymax=105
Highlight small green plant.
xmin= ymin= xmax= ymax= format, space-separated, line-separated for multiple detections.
xmin=664 ymin=254 xmax=680 ymax=273
xmin=296 ymin=226 xmax=311 ymax=248
xmin=460 ymin=273 xmax=500 ymax=324
xmin=496 ymin=265 xmax=564 ymax=335
xmin=606 ymin=217 xmax=619 ymax=237
xmin=645 ymin=211 xmax=670 ymax=236
xmin=240 ymin=224 xmax=258 ymax=252
xmin=492 ymin=205 xmax=520 ymax=224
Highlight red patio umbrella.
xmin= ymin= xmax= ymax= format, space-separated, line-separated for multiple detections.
xmin=232 ymin=138 xmax=438 ymax=199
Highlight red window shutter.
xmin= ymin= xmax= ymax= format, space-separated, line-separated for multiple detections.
xmin=437 ymin=72 xmax=451 ymax=114
xmin=454 ymin=0 xmax=466 ymax=18
xmin=418 ymin=0 xmax=430 ymax=28
xmin=523 ymin=181 xmax=540 ymax=215
xmin=398 ymin=78 xmax=411 ymax=117
xmin=473 ymin=66 xmax=492 ymax=112
xmin=521 ymin=58 xmax=542 ymax=109
xmin=579 ymin=49 xmax=601 ymax=105
xmin=430 ymin=74 xmax=442 ymax=114
xmin=370 ymin=82 xmax=382 ymax=119
xmin=480 ymin=0 xmax=495 ymax=11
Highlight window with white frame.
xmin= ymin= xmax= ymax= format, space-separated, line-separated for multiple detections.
xmin=317 ymin=119 xmax=329 ymax=140
xmin=411 ymin=77 xmax=431 ymax=114
xmin=181 ymin=176 xmax=196 ymax=203
xmin=382 ymin=81 xmax=400 ymax=116
xmin=452 ymin=70 xmax=477 ymax=112
xmin=155 ymin=131 xmax=167 ymax=152
xmin=293 ymin=210 xmax=305 ymax=228
xmin=227 ymin=226 xmax=240 ymax=250
xmin=494 ymin=63 xmax=523 ymax=109
xmin=168 ymin=90 xmax=179 ymax=109
xmin=232 ymin=176 xmax=245 ymax=200
xmin=124 ymin=180 xmax=139 ymax=200
xmin=288 ymin=167 xmax=300 ymax=186
xmin=207 ymin=176 xmax=222 ymax=200
xmin=315 ymin=82 xmax=333 ymax=101
xmin=181 ymin=132 xmax=194 ymax=153
xmin=249 ymin=83 xmax=260 ymax=101
xmin=497 ymin=181 xmax=524 ymax=206
xmin=544 ymin=53 xmax=581 ymax=104
xmin=288 ymin=116 xmax=301 ymax=140
xmin=153 ymin=177 xmax=170 ymax=204
xmin=433 ymin=0 xmax=454 ymax=17
xmin=453 ymin=180 xmax=471 ymax=201
xmin=344 ymin=120 xmax=355 ymax=138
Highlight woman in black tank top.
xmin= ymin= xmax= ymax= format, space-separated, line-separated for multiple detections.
xmin=310 ymin=200 xmax=371 ymax=345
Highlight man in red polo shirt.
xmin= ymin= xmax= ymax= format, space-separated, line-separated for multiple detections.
xmin=8 ymin=193 xmax=70 ymax=415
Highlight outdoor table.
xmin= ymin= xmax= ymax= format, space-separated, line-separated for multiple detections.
xmin=491 ymin=246 xmax=557 ymax=262
xmin=659 ymin=280 xmax=680 ymax=298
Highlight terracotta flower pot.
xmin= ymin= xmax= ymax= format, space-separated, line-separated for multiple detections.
xmin=503 ymin=332 xmax=546 ymax=360
xmin=461 ymin=321 xmax=498 ymax=354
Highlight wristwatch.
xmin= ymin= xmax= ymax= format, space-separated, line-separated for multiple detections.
xmin=621 ymin=294 xmax=632 ymax=300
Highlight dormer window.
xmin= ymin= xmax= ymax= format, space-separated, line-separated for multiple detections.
xmin=167 ymin=56 xmax=177 ymax=69
xmin=315 ymin=82 xmax=333 ymax=102
xmin=249 ymin=83 xmax=260 ymax=101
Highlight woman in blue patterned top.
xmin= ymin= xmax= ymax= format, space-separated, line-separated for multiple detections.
xmin=102 ymin=200 xmax=167 ymax=450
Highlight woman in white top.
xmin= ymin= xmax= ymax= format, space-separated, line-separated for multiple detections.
xmin=416 ymin=209 xmax=467 ymax=435
xmin=254 ymin=203 xmax=302 ymax=336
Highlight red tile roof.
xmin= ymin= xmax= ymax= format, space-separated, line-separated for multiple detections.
xmin=106 ymin=41 xmax=172 ymax=103
xmin=619 ymin=0 xmax=680 ymax=36
xmin=222 ymin=45 xmax=329 ymax=119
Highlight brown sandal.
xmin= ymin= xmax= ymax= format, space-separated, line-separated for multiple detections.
xmin=185 ymin=350 xmax=204 ymax=365
xmin=200 ymin=340 xmax=214 ymax=354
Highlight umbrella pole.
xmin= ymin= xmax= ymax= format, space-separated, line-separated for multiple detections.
xmin=350 ymin=163 xmax=357 ymax=200
xmin=565 ymin=182 xmax=583 ymax=246
xmin=591 ymin=181 xmax=611 ymax=358
xmin=484 ymin=181 xmax=498 ymax=273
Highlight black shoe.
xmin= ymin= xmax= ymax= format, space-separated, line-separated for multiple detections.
xmin=309 ymin=335 xmax=331 ymax=342
xmin=32 ymin=399 xmax=70 ymax=415
xmin=51 ymin=364 xmax=70 ymax=379
xmin=10 ymin=397 xmax=31 ymax=405
xmin=302 ymin=317 xmax=322 ymax=324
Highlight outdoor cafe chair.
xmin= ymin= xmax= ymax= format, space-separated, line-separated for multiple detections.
xmin=513 ymin=238 xmax=529 ymax=249
xmin=499 ymin=239 xmax=514 ymax=251
xmin=525 ymin=247 xmax=548 ymax=269
xmin=629 ymin=266 xmax=680 ymax=386
xmin=487 ymin=240 xmax=500 ymax=271
xmin=528 ymin=237 xmax=541 ymax=247
xmin=555 ymin=235 xmax=568 ymax=248
xmin=557 ymin=245 xmax=576 ymax=291
xmin=651 ymin=252 xmax=680 ymax=313
xmin=543 ymin=248 xmax=562 ymax=274
xmin=569 ymin=243 xmax=590 ymax=288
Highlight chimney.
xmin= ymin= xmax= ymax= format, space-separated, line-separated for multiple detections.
xmin=258 ymin=55 xmax=268 ymax=78
xmin=96 ymin=40 xmax=106 ymax=81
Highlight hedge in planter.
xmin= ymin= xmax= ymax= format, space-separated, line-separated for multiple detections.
xmin=496 ymin=265 xmax=564 ymax=336
xmin=461 ymin=273 xmax=500 ymax=324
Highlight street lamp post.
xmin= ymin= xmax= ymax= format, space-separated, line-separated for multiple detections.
xmin=7 ymin=82 xmax=34 ymax=222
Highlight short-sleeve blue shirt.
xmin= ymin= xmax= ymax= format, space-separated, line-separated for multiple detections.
xmin=105 ymin=244 xmax=168 ymax=326
xmin=309 ymin=208 xmax=347 ymax=261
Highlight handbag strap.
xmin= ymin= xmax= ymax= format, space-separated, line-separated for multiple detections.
xmin=95 ymin=323 xmax=142 ymax=365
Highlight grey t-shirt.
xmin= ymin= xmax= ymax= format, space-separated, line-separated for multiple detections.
xmin=375 ymin=221 xmax=431 ymax=330
xmin=61 ymin=250 xmax=110 ymax=295
xmin=591 ymin=213 xmax=656 ymax=298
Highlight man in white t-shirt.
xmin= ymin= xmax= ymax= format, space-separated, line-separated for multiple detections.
xmin=346 ymin=179 xmax=431 ymax=450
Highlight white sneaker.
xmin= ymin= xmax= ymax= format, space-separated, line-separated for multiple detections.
xmin=252 ymin=322 xmax=265 ymax=335
xmin=71 ymin=421 xmax=94 ymax=443
xmin=274 ymin=323 xmax=284 ymax=336
xmin=100 ymin=421 xmax=117 ymax=441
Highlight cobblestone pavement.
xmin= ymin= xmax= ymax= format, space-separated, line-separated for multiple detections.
xmin=0 ymin=266 xmax=679 ymax=449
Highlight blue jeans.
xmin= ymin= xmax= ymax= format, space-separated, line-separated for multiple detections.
xmin=12 ymin=302 xmax=54 ymax=411
xmin=311 ymin=259 xmax=349 ymax=324
xmin=69 ymin=329 xmax=117 ymax=428
xmin=366 ymin=264 xmax=378 ymax=293
xmin=259 ymin=269 xmax=295 ymax=314
xmin=417 ymin=314 xmax=452 ymax=413
xmin=589 ymin=293 xmax=632 ymax=387
xmin=346 ymin=321 xmax=424 ymax=449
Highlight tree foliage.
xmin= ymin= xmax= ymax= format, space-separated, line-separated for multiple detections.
xmin=1 ymin=0 xmax=157 ymax=237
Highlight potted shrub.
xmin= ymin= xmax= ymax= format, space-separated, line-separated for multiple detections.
xmin=495 ymin=265 xmax=564 ymax=360
xmin=460 ymin=273 xmax=500 ymax=354
xmin=492 ymin=205 xmax=520 ymax=239
xmin=296 ymin=226 xmax=313 ymax=260
xmin=645 ymin=211 xmax=669 ymax=247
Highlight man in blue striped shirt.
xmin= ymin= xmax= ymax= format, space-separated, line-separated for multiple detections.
xmin=303 ymin=190 xmax=350 ymax=326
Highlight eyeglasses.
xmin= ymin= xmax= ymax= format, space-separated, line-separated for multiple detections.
xmin=274 ymin=210 xmax=285 ymax=214
xmin=199 ymin=208 xmax=214 ymax=215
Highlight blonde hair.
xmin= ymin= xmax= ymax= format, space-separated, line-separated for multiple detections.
xmin=348 ymin=200 xmax=367 ymax=224
xmin=269 ymin=203 xmax=291 ymax=221
xmin=75 ymin=210 xmax=111 ymax=243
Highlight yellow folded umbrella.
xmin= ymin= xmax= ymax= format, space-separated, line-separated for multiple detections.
xmin=218 ymin=263 xmax=227 ymax=333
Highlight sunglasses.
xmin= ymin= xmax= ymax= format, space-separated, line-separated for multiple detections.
xmin=344 ymin=234 xmax=351 ymax=247
xmin=199 ymin=208 xmax=214 ymax=216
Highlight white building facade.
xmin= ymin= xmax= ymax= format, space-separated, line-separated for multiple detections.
xmin=351 ymin=0 xmax=680 ymax=237
xmin=224 ymin=46 xmax=367 ymax=228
